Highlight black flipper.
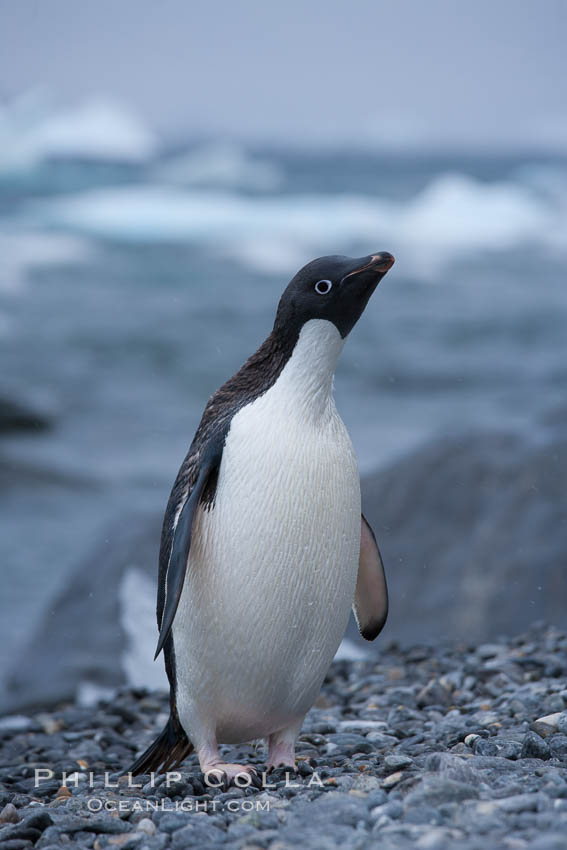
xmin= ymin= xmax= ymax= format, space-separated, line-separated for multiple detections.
xmin=154 ymin=453 xmax=219 ymax=660
xmin=353 ymin=514 xmax=389 ymax=641
xmin=128 ymin=713 xmax=194 ymax=775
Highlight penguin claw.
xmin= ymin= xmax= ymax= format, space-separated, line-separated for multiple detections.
xmin=267 ymin=762 xmax=298 ymax=779
xmin=249 ymin=769 xmax=264 ymax=789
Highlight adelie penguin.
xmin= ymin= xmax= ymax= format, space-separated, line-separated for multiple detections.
xmin=129 ymin=251 xmax=395 ymax=783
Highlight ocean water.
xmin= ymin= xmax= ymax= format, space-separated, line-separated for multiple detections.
xmin=1 ymin=107 xmax=566 ymax=675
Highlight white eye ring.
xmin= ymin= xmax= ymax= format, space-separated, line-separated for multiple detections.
xmin=314 ymin=279 xmax=332 ymax=295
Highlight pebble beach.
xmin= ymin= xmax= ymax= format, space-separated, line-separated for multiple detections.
xmin=1 ymin=623 xmax=567 ymax=849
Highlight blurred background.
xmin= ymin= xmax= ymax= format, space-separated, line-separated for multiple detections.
xmin=1 ymin=0 xmax=566 ymax=711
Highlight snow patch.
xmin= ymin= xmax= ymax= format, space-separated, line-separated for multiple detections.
xmin=119 ymin=566 xmax=168 ymax=691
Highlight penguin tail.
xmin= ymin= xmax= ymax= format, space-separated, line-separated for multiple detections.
xmin=127 ymin=715 xmax=194 ymax=775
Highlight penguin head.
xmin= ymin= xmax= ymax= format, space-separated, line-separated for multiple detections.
xmin=274 ymin=252 xmax=395 ymax=340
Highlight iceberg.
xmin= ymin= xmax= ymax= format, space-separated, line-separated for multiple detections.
xmin=33 ymin=170 xmax=567 ymax=277
xmin=0 ymin=92 xmax=156 ymax=174
xmin=154 ymin=141 xmax=283 ymax=191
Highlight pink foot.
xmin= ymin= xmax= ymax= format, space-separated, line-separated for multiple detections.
xmin=266 ymin=723 xmax=301 ymax=772
xmin=198 ymin=741 xmax=259 ymax=788
xmin=267 ymin=751 xmax=297 ymax=772
xmin=202 ymin=761 xmax=258 ymax=788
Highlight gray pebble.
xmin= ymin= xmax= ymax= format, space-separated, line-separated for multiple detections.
xmin=417 ymin=679 xmax=453 ymax=708
xmin=170 ymin=819 xmax=229 ymax=850
xmin=2 ymin=624 xmax=567 ymax=850
xmin=521 ymin=731 xmax=551 ymax=760
xmin=152 ymin=811 xmax=190 ymax=833
xmin=384 ymin=753 xmax=413 ymax=770
xmin=530 ymin=836 xmax=567 ymax=850
xmin=137 ymin=838 xmax=169 ymax=850
xmin=0 ymin=804 xmax=19 ymax=825
xmin=473 ymin=738 xmax=499 ymax=757
xmin=366 ymin=789 xmax=388 ymax=808
xmin=365 ymin=732 xmax=398 ymax=748
xmin=0 ymin=716 xmax=36 ymax=733
xmin=406 ymin=777 xmax=479 ymax=806
xmin=497 ymin=793 xmax=547 ymax=813
xmin=496 ymin=740 xmax=523 ymax=760
xmin=370 ymin=800 xmax=404 ymax=821
xmin=549 ymin=734 xmax=567 ymax=761
xmin=325 ymin=733 xmax=375 ymax=755
xmin=0 ymin=811 xmax=53 ymax=845
xmin=8 ymin=797 xmax=31 ymax=809
xmin=305 ymin=792 xmax=370 ymax=827
xmin=404 ymin=803 xmax=443 ymax=825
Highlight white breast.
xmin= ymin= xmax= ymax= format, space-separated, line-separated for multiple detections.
xmin=173 ymin=320 xmax=361 ymax=746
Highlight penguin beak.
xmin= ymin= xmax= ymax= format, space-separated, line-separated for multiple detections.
xmin=340 ymin=252 xmax=395 ymax=284
xmin=337 ymin=251 xmax=395 ymax=335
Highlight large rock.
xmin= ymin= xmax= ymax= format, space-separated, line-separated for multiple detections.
xmin=0 ymin=512 xmax=167 ymax=714
xmin=0 ymin=396 xmax=52 ymax=433
xmin=358 ymin=429 xmax=566 ymax=644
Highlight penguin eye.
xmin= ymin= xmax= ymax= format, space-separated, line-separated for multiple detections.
xmin=314 ymin=279 xmax=332 ymax=295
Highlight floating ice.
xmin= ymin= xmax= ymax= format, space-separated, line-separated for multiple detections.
xmin=31 ymin=171 xmax=567 ymax=276
xmin=0 ymin=93 xmax=156 ymax=173
xmin=154 ymin=141 xmax=283 ymax=191
xmin=0 ymin=231 xmax=93 ymax=293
